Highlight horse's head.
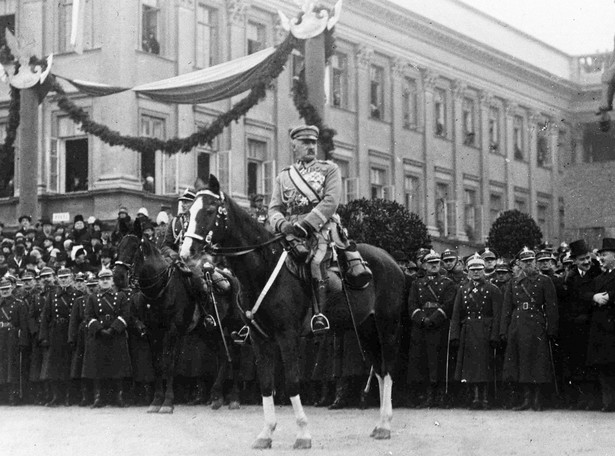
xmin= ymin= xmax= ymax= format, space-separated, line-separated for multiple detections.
xmin=180 ymin=175 xmax=228 ymax=260
xmin=114 ymin=234 xmax=140 ymax=288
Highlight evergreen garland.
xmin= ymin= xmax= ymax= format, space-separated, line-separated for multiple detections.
xmin=0 ymin=86 xmax=20 ymax=192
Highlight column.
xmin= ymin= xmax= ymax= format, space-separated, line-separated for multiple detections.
xmin=305 ymin=33 xmax=325 ymax=160
xmin=528 ymin=111 xmax=539 ymax=220
xmin=421 ymin=69 xmax=439 ymax=236
xmin=504 ymin=101 xmax=517 ymax=210
xmin=572 ymin=125 xmax=585 ymax=164
xmin=549 ymin=120 xmax=560 ymax=241
xmin=391 ymin=58 xmax=406 ymax=202
xmin=355 ymin=45 xmax=373 ymax=199
xmin=17 ymin=88 xmax=39 ymax=220
xmin=452 ymin=80 xmax=468 ymax=241
xmin=478 ymin=91 xmax=492 ymax=242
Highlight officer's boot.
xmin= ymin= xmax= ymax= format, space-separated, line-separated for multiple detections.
xmin=314 ymin=381 xmax=331 ymax=407
xmin=311 ymin=280 xmax=330 ymax=335
xmin=64 ymin=381 xmax=72 ymax=406
xmin=328 ymin=377 xmax=350 ymax=410
xmin=79 ymin=381 xmax=90 ymax=407
xmin=8 ymin=384 xmax=18 ymax=406
xmin=116 ymin=379 xmax=126 ymax=408
xmin=469 ymin=384 xmax=481 ymax=409
xmin=188 ymin=379 xmax=206 ymax=406
xmin=418 ymin=384 xmax=436 ymax=409
xmin=143 ymin=383 xmax=153 ymax=406
xmin=513 ymin=384 xmax=532 ymax=411
xmin=91 ymin=380 xmax=104 ymax=408
xmin=46 ymin=381 xmax=60 ymax=407
xmin=340 ymin=242 xmax=373 ymax=289
xmin=481 ymin=383 xmax=490 ymax=410
xmin=532 ymin=384 xmax=543 ymax=411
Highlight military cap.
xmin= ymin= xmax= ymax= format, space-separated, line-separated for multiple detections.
xmin=57 ymin=268 xmax=72 ymax=278
xmin=495 ymin=259 xmax=511 ymax=273
xmin=406 ymin=260 xmax=418 ymax=270
xmin=86 ymin=272 xmax=98 ymax=286
xmin=98 ymin=269 xmax=113 ymax=279
xmin=15 ymin=280 xmax=23 ymax=288
xmin=561 ymin=252 xmax=573 ymax=265
xmin=536 ymin=250 xmax=556 ymax=262
xmin=415 ymin=247 xmax=432 ymax=263
xmin=21 ymin=270 xmax=36 ymax=280
xmin=0 ymin=278 xmax=11 ymax=289
xmin=39 ymin=266 xmax=55 ymax=277
xmin=517 ymin=247 xmax=536 ymax=261
xmin=289 ymin=125 xmax=319 ymax=141
xmin=466 ymin=253 xmax=485 ymax=270
xmin=479 ymin=247 xmax=498 ymax=260
xmin=179 ymin=187 xmax=197 ymax=202
xmin=441 ymin=249 xmax=457 ymax=261
xmin=4 ymin=274 xmax=16 ymax=284
xmin=423 ymin=249 xmax=441 ymax=263
xmin=74 ymin=272 xmax=86 ymax=282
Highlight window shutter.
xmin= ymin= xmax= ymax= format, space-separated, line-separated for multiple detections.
xmin=262 ymin=160 xmax=276 ymax=203
xmin=49 ymin=138 xmax=60 ymax=193
xmin=344 ymin=177 xmax=358 ymax=203
xmin=216 ymin=150 xmax=231 ymax=193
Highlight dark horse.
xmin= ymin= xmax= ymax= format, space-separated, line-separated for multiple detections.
xmin=114 ymin=234 xmax=243 ymax=413
xmin=180 ymin=176 xmax=405 ymax=449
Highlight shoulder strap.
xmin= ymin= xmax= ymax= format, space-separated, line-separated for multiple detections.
xmin=287 ymin=165 xmax=322 ymax=204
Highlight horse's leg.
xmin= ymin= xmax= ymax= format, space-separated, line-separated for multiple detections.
xmin=277 ymin=330 xmax=311 ymax=450
xmin=251 ymin=337 xmax=277 ymax=450
xmin=370 ymin=372 xmax=392 ymax=440
xmin=210 ymin=343 xmax=227 ymax=410
xmin=147 ymin=376 xmax=164 ymax=413
xmin=160 ymin=325 xmax=180 ymax=414
xmin=228 ymin=344 xmax=241 ymax=410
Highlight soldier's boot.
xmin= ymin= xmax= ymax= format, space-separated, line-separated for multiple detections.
xmin=64 ymin=382 xmax=72 ymax=407
xmin=469 ymin=384 xmax=481 ymax=410
xmin=79 ymin=382 xmax=90 ymax=407
xmin=187 ymin=380 xmax=206 ymax=406
xmin=532 ymin=385 xmax=544 ymax=411
xmin=311 ymin=280 xmax=330 ymax=335
xmin=513 ymin=384 xmax=532 ymax=411
xmin=91 ymin=380 xmax=104 ymax=408
xmin=481 ymin=383 xmax=490 ymax=410
xmin=8 ymin=385 xmax=18 ymax=406
xmin=314 ymin=381 xmax=331 ymax=408
xmin=418 ymin=384 xmax=436 ymax=409
xmin=328 ymin=377 xmax=350 ymax=410
xmin=45 ymin=381 xmax=60 ymax=407
xmin=340 ymin=243 xmax=373 ymax=289
xmin=116 ymin=380 xmax=127 ymax=408
xmin=143 ymin=384 xmax=153 ymax=406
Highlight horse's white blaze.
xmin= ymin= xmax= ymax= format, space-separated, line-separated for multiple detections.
xmin=180 ymin=197 xmax=202 ymax=259
xmin=256 ymin=395 xmax=277 ymax=440
xmin=290 ymin=395 xmax=311 ymax=440
xmin=375 ymin=373 xmax=393 ymax=431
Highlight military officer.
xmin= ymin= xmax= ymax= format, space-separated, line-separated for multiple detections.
xmin=441 ymin=249 xmax=466 ymax=285
xmin=480 ymin=248 xmax=498 ymax=282
xmin=268 ymin=125 xmax=371 ymax=333
xmin=492 ymin=260 xmax=512 ymax=291
xmin=39 ymin=268 xmax=81 ymax=406
xmin=407 ymin=249 xmax=457 ymax=408
xmin=82 ymin=269 xmax=132 ymax=408
xmin=450 ymin=254 xmax=502 ymax=409
xmin=161 ymin=187 xmax=197 ymax=264
xmin=0 ymin=278 xmax=28 ymax=405
xmin=500 ymin=247 xmax=558 ymax=411
xmin=68 ymin=272 xmax=94 ymax=406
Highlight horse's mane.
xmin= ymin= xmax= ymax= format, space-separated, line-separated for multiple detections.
xmin=140 ymin=235 xmax=164 ymax=260
xmin=223 ymin=191 xmax=273 ymax=246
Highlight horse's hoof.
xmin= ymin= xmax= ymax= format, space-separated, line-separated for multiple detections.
xmin=228 ymin=400 xmax=240 ymax=410
xmin=159 ymin=405 xmax=174 ymax=414
xmin=251 ymin=438 xmax=272 ymax=449
xmin=293 ymin=438 xmax=312 ymax=450
xmin=211 ymin=398 xmax=223 ymax=410
xmin=147 ymin=405 xmax=161 ymax=413
xmin=370 ymin=427 xmax=391 ymax=440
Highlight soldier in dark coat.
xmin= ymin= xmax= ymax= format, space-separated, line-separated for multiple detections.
xmin=563 ymin=240 xmax=601 ymax=410
xmin=127 ymin=291 xmax=155 ymax=405
xmin=39 ymin=268 xmax=81 ymax=406
xmin=82 ymin=269 xmax=132 ymax=408
xmin=19 ymin=270 xmax=38 ymax=404
xmin=587 ymin=238 xmax=615 ymax=412
xmin=450 ymin=254 xmax=502 ymax=409
xmin=407 ymin=250 xmax=457 ymax=408
xmin=68 ymin=272 xmax=93 ymax=406
xmin=500 ymin=247 xmax=558 ymax=411
xmin=0 ymin=278 xmax=28 ymax=405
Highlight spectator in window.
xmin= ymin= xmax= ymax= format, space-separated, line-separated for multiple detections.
xmin=112 ymin=207 xmax=133 ymax=246
xmin=142 ymin=174 xmax=155 ymax=193
xmin=142 ymin=31 xmax=160 ymax=55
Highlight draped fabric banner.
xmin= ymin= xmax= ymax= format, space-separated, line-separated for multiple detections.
xmin=54 ymin=46 xmax=277 ymax=104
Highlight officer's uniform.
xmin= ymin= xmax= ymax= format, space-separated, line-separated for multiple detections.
xmin=0 ymin=280 xmax=28 ymax=404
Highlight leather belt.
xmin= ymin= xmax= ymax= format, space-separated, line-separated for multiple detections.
xmin=423 ymin=301 xmax=440 ymax=309
xmin=516 ymin=302 xmax=539 ymax=311
xmin=55 ymin=317 xmax=69 ymax=324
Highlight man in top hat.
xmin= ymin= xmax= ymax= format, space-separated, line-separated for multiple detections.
xmin=82 ymin=269 xmax=132 ymax=408
xmin=479 ymin=247 xmax=498 ymax=282
xmin=500 ymin=247 xmax=558 ymax=411
xmin=269 ymin=125 xmax=372 ymax=333
xmin=407 ymin=249 xmax=457 ymax=408
xmin=450 ymin=253 xmax=503 ymax=410
xmin=39 ymin=268 xmax=81 ymax=406
xmin=0 ymin=278 xmax=28 ymax=405
xmin=587 ymin=238 xmax=615 ymax=412
xmin=562 ymin=239 xmax=602 ymax=410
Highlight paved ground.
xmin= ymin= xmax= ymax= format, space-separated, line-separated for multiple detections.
xmin=3 ymin=404 xmax=615 ymax=456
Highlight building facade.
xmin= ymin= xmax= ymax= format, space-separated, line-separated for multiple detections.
xmin=0 ymin=0 xmax=606 ymax=251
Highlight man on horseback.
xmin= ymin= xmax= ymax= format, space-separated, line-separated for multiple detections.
xmin=268 ymin=125 xmax=372 ymax=333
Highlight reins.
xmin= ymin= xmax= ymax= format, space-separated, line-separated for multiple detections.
xmin=204 ymin=234 xmax=285 ymax=257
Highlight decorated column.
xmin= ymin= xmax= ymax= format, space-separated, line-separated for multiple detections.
xmin=356 ymin=45 xmax=373 ymax=199
xmin=504 ymin=101 xmax=517 ymax=210
xmin=452 ymin=80 xmax=468 ymax=241
xmin=528 ymin=111 xmax=539 ymax=220
xmin=479 ymin=91 xmax=493 ymax=242
xmin=421 ymin=69 xmax=439 ymax=236
xmin=17 ymin=88 xmax=39 ymax=220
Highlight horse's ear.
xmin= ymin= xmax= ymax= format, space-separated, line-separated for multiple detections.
xmin=194 ymin=178 xmax=207 ymax=191
xmin=208 ymin=174 xmax=220 ymax=194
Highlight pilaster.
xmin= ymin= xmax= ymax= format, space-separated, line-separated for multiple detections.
xmin=452 ymin=80 xmax=468 ymax=241
xmin=356 ymin=45 xmax=373 ymax=199
xmin=422 ymin=68 xmax=439 ymax=236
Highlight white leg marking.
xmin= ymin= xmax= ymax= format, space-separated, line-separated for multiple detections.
xmin=382 ymin=374 xmax=393 ymax=430
xmin=291 ymin=395 xmax=311 ymax=440
xmin=256 ymin=395 xmax=277 ymax=440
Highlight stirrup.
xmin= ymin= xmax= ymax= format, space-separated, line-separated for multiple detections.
xmin=203 ymin=314 xmax=217 ymax=328
xmin=311 ymin=313 xmax=330 ymax=335
xmin=231 ymin=325 xmax=250 ymax=345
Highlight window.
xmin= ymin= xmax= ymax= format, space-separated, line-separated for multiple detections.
xmin=369 ymin=65 xmax=384 ymax=120
xmin=140 ymin=114 xmax=174 ymax=194
xmin=0 ymin=13 xmax=14 ymax=57
xmin=370 ymin=167 xmax=391 ymax=199
xmin=489 ymin=106 xmax=500 ymax=153
xmin=58 ymin=0 xmax=73 ymax=53
xmin=434 ymin=88 xmax=447 ymax=137
xmin=462 ymin=98 xmax=476 ymax=146
xmin=49 ymin=116 xmax=89 ymax=194
xmin=464 ymin=188 xmax=478 ymax=241
xmin=247 ymin=22 xmax=266 ymax=55
xmin=329 ymin=52 xmax=348 ymax=109
xmin=335 ymin=160 xmax=357 ymax=203
xmin=0 ymin=120 xmax=10 ymax=197
xmin=142 ymin=0 xmax=160 ymax=55
xmin=196 ymin=134 xmax=218 ymax=184
xmin=559 ymin=202 xmax=565 ymax=239
xmin=247 ymin=139 xmax=275 ymax=202
xmin=537 ymin=202 xmax=549 ymax=237
xmin=196 ymin=3 xmax=218 ymax=67
xmin=404 ymin=175 xmax=420 ymax=214
xmin=537 ymin=122 xmax=550 ymax=167
xmin=402 ymin=78 xmax=418 ymax=129
xmin=489 ymin=193 xmax=503 ymax=224
xmin=291 ymin=51 xmax=304 ymax=81
xmin=514 ymin=115 xmax=524 ymax=161
xmin=436 ymin=182 xmax=454 ymax=237
xmin=514 ymin=196 xmax=527 ymax=214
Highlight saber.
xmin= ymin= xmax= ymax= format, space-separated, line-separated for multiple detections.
xmin=548 ymin=339 xmax=559 ymax=396
xmin=363 ymin=365 xmax=375 ymax=394
xmin=445 ymin=323 xmax=451 ymax=395
xmin=206 ymin=271 xmax=232 ymax=363
xmin=493 ymin=347 xmax=497 ymax=401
